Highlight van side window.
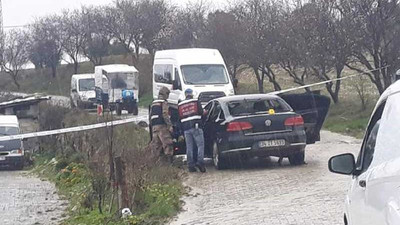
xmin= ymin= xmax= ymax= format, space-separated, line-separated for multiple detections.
xmin=360 ymin=120 xmax=380 ymax=173
xmin=154 ymin=64 xmax=173 ymax=84
xmin=356 ymin=102 xmax=385 ymax=172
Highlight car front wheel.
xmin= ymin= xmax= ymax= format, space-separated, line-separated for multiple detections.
xmin=288 ymin=151 xmax=305 ymax=165
xmin=213 ymin=141 xmax=227 ymax=170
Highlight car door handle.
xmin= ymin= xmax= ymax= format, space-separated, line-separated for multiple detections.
xmin=359 ymin=180 xmax=366 ymax=188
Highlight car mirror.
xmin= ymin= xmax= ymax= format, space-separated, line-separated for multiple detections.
xmin=328 ymin=153 xmax=356 ymax=175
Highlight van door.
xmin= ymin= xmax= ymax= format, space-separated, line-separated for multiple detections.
xmin=347 ymin=101 xmax=385 ymax=225
xmin=360 ymin=93 xmax=400 ymax=224
xmin=169 ymin=67 xmax=183 ymax=105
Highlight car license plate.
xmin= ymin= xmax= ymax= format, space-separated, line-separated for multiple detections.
xmin=0 ymin=156 xmax=5 ymax=161
xmin=259 ymin=139 xmax=286 ymax=148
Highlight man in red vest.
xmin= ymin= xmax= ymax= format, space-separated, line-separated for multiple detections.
xmin=178 ymin=89 xmax=206 ymax=172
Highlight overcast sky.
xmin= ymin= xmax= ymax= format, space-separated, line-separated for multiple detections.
xmin=3 ymin=0 xmax=227 ymax=28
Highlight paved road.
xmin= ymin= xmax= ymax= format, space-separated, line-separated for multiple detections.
xmin=170 ymin=130 xmax=361 ymax=225
xmin=0 ymin=171 xmax=67 ymax=225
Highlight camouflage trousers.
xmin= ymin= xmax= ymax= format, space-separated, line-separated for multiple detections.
xmin=151 ymin=125 xmax=173 ymax=156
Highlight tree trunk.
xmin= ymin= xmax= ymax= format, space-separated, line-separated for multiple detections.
xmin=253 ymin=67 xmax=264 ymax=93
xmin=12 ymin=75 xmax=20 ymax=90
xmin=74 ymin=61 xmax=79 ymax=74
xmin=51 ymin=65 xmax=57 ymax=78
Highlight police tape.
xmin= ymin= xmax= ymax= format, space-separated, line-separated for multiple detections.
xmin=0 ymin=115 xmax=148 ymax=142
xmin=270 ymin=66 xmax=389 ymax=95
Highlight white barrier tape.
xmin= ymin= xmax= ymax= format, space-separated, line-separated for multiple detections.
xmin=0 ymin=115 xmax=148 ymax=142
xmin=270 ymin=66 xmax=389 ymax=95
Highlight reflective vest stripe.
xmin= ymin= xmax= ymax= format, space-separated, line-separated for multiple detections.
xmin=151 ymin=115 xmax=159 ymax=120
xmin=181 ymin=115 xmax=202 ymax=123
xmin=178 ymin=98 xmax=199 ymax=106
xmin=153 ymin=100 xmax=165 ymax=104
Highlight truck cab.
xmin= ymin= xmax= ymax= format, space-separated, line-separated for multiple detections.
xmin=70 ymin=74 xmax=97 ymax=109
xmin=95 ymin=64 xmax=140 ymax=115
xmin=152 ymin=48 xmax=235 ymax=107
xmin=0 ymin=115 xmax=24 ymax=169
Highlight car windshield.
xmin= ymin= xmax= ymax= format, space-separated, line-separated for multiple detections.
xmin=228 ymin=98 xmax=291 ymax=116
xmin=79 ymin=78 xmax=95 ymax=91
xmin=0 ymin=126 xmax=19 ymax=136
xmin=181 ymin=64 xmax=229 ymax=85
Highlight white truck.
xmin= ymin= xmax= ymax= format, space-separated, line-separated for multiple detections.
xmin=70 ymin=74 xmax=97 ymax=109
xmin=152 ymin=48 xmax=236 ymax=107
xmin=95 ymin=64 xmax=139 ymax=115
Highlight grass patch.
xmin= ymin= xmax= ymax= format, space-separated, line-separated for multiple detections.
xmin=138 ymin=93 xmax=153 ymax=108
xmin=323 ymin=99 xmax=376 ymax=139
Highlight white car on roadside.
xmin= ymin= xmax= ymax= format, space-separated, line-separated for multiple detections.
xmin=329 ymin=80 xmax=400 ymax=225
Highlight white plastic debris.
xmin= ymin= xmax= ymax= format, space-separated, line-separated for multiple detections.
xmin=121 ymin=208 xmax=132 ymax=218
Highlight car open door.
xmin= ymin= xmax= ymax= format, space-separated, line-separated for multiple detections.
xmin=279 ymin=93 xmax=330 ymax=144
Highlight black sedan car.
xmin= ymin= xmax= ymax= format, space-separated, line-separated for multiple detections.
xmin=202 ymin=94 xmax=307 ymax=169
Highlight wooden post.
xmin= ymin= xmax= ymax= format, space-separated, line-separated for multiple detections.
xmin=114 ymin=156 xmax=129 ymax=210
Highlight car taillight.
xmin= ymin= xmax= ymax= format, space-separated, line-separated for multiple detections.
xmin=226 ymin=122 xmax=253 ymax=132
xmin=284 ymin=116 xmax=304 ymax=126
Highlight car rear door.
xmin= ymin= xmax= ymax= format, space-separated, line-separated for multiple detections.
xmin=279 ymin=93 xmax=330 ymax=144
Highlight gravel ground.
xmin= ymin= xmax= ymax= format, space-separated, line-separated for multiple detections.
xmin=169 ymin=130 xmax=361 ymax=225
xmin=0 ymin=171 xmax=67 ymax=225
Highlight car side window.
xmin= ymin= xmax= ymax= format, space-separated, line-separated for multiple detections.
xmin=204 ymin=102 xmax=214 ymax=122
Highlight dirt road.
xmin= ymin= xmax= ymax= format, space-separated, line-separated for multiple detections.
xmin=0 ymin=171 xmax=67 ymax=225
xmin=170 ymin=130 xmax=361 ymax=225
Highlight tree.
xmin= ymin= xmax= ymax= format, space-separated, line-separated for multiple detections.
xmin=338 ymin=0 xmax=400 ymax=94
xmin=60 ymin=9 xmax=86 ymax=74
xmin=233 ymin=0 xmax=283 ymax=93
xmin=165 ymin=1 xmax=209 ymax=49
xmin=1 ymin=29 xmax=29 ymax=90
xmin=81 ymin=6 xmax=112 ymax=66
xmin=287 ymin=1 xmax=352 ymax=103
xmin=29 ymin=15 xmax=64 ymax=77
xmin=138 ymin=0 xmax=170 ymax=57
xmin=203 ymin=10 xmax=245 ymax=79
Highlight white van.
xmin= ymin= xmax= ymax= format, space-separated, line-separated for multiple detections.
xmin=0 ymin=115 xmax=24 ymax=169
xmin=152 ymin=48 xmax=235 ymax=107
xmin=329 ymin=80 xmax=400 ymax=224
xmin=70 ymin=74 xmax=97 ymax=109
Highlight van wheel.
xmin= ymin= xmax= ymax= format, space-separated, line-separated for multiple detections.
xmin=288 ymin=151 xmax=305 ymax=165
xmin=15 ymin=162 xmax=24 ymax=170
xmin=116 ymin=104 xmax=122 ymax=116
xmin=213 ymin=142 xmax=227 ymax=170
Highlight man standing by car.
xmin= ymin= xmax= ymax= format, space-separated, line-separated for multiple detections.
xmin=150 ymin=87 xmax=174 ymax=163
xmin=178 ymin=89 xmax=206 ymax=172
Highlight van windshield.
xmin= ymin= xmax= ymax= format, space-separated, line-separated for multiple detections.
xmin=0 ymin=126 xmax=19 ymax=136
xmin=181 ymin=65 xmax=229 ymax=85
xmin=79 ymin=78 xmax=95 ymax=91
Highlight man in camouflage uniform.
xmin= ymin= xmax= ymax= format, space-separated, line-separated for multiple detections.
xmin=150 ymin=87 xmax=174 ymax=163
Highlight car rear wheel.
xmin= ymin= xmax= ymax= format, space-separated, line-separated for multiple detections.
xmin=213 ymin=141 xmax=227 ymax=170
xmin=288 ymin=151 xmax=305 ymax=165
